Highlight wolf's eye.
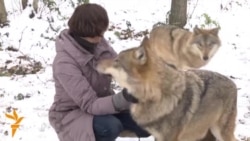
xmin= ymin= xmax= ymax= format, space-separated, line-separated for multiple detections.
xmin=192 ymin=42 xmax=201 ymax=48
xmin=195 ymin=42 xmax=202 ymax=47
xmin=209 ymin=41 xmax=216 ymax=46
xmin=113 ymin=59 xmax=119 ymax=67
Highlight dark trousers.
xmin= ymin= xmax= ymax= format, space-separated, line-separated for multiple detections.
xmin=93 ymin=112 xmax=150 ymax=141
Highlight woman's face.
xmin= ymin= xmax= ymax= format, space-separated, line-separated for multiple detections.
xmin=83 ymin=31 xmax=105 ymax=44
xmin=92 ymin=36 xmax=103 ymax=43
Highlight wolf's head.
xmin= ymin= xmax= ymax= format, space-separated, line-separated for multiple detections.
xmin=189 ymin=26 xmax=221 ymax=61
xmin=97 ymin=37 xmax=149 ymax=91
xmin=97 ymin=37 xmax=164 ymax=101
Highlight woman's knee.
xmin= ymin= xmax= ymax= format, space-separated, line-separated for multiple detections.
xmin=114 ymin=113 xmax=150 ymax=138
xmin=93 ymin=115 xmax=123 ymax=139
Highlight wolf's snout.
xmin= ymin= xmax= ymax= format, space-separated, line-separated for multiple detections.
xmin=96 ymin=64 xmax=103 ymax=73
xmin=203 ymin=56 xmax=209 ymax=61
xmin=96 ymin=59 xmax=112 ymax=74
xmin=96 ymin=61 xmax=106 ymax=73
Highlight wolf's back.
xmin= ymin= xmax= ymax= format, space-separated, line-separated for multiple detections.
xmin=190 ymin=69 xmax=237 ymax=103
xmin=191 ymin=69 xmax=236 ymax=89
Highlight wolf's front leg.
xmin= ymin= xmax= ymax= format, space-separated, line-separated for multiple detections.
xmin=199 ymin=130 xmax=216 ymax=141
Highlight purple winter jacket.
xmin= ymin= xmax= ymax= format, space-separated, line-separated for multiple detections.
xmin=48 ymin=29 xmax=124 ymax=141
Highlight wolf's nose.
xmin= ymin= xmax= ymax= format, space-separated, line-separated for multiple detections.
xmin=203 ymin=56 xmax=209 ymax=60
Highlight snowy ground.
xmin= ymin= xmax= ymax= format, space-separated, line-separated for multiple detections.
xmin=0 ymin=0 xmax=249 ymax=141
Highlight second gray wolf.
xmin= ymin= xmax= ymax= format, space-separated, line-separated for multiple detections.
xmin=149 ymin=25 xmax=221 ymax=70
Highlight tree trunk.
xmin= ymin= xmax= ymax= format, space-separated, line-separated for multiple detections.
xmin=22 ymin=0 xmax=28 ymax=10
xmin=33 ymin=0 xmax=38 ymax=13
xmin=169 ymin=0 xmax=187 ymax=28
xmin=22 ymin=0 xmax=38 ymax=13
xmin=0 ymin=0 xmax=8 ymax=24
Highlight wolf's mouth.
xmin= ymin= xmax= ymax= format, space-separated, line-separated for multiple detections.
xmin=105 ymin=74 xmax=112 ymax=77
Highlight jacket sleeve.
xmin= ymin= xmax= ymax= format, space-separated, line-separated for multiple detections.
xmin=54 ymin=59 xmax=120 ymax=115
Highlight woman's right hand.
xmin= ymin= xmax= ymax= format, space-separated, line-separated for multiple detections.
xmin=112 ymin=88 xmax=138 ymax=112
xmin=121 ymin=88 xmax=138 ymax=103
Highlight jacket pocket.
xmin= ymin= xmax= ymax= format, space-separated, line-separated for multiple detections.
xmin=61 ymin=109 xmax=82 ymax=126
xmin=48 ymin=110 xmax=63 ymax=133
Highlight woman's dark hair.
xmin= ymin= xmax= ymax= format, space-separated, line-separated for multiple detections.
xmin=68 ymin=3 xmax=109 ymax=37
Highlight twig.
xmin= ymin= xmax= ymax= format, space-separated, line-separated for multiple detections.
xmin=36 ymin=74 xmax=48 ymax=86
xmin=38 ymin=2 xmax=47 ymax=19
xmin=188 ymin=0 xmax=199 ymax=20
xmin=18 ymin=26 xmax=28 ymax=50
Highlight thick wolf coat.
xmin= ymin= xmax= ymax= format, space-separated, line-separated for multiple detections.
xmin=96 ymin=37 xmax=237 ymax=141
xmin=149 ymin=25 xmax=221 ymax=70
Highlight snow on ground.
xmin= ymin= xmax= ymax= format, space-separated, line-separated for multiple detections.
xmin=0 ymin=0 xmax=249 ymax=141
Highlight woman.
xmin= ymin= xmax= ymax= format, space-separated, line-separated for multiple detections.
xmin=48 ymin=3 xmax=149 ymax=141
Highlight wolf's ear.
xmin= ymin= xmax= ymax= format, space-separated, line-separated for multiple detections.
xmin=210 ymin=27 xmax=220 ymax=36
xmin=134 ymin=47 xmax=147 ymax=65
xmin=193 ymin=25 xmax=201 ymax=35
xmin=140 ymin=36 xmax=150 ymax=48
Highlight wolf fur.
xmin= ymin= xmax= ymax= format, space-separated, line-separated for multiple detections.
xmin=149 ymin=25 xmax=221 ymax=70
xmin=97 ymin=37 xmax=237 ymax=141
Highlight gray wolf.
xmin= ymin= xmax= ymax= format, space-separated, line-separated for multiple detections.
xmin=149 ymin=25 xmax=221 ymax=70
xmin=96 ymin=36 xmax=237 ymax=141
